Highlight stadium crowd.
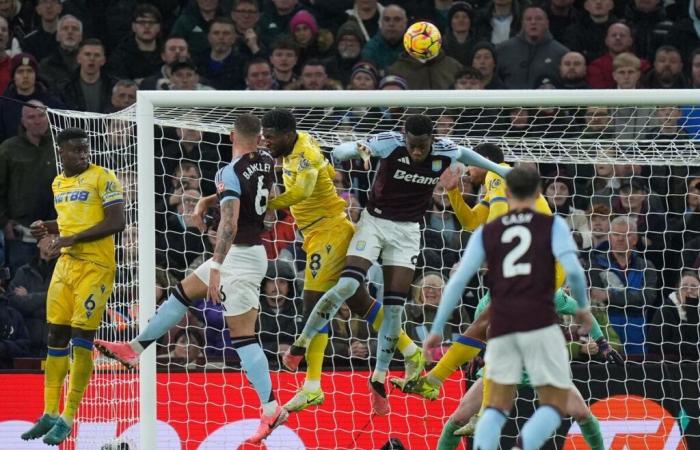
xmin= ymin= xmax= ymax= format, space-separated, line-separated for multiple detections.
xmin=0 ymin=0 xmax=699 ymax=372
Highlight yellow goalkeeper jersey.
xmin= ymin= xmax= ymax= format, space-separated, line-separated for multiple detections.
xmin=267 ymin=131 xmax=347 ymax=231
xmin=53 ymin=164 xmax=124 ymax=269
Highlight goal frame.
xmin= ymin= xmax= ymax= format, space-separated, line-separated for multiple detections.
xmin=135 ymin=89 xmax=700 ymax=449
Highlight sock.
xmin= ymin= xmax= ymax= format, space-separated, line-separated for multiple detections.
xmin=262 ymin=399 xmax=279 ymax=417
xmin=578 ymin=414 xmax=605 ymax=450
xmin=430 ymin=335 xmax=485 ymax=383
xmin=44 ymin=346 xmax=70 ymax=417
xmin=480 ymin=370 xmax=491 ymax=415
xmin=233 ymin=337 xmax=273 ymax=407
xmin=62 ymin=338 xmax=95 ymax=424
xmin=296 ymin=277 xmax=359 ymax=348
xmin=519 ymin=405 xmax=562 ymax=450
xmin=365 ymin=301 xmax=418 ymax=357
xmin=133 ymin=290 xmax=189 ymax=350
xmin=473 ymin=407 xmax=508 ymax=450
xmin=304 ymin=328 xmax=329 ymax=388
xmin=436 ymin=418 xmax=464 ymax=450
xmin=375 ymin=299 xmax=404 ymax=373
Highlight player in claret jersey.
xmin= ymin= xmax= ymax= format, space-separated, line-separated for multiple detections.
xmin=281 ymin=114 xmax=510 ymax=414
xmin=95 ymin=114 xmax=286 ymax=444
xmin=441 ymin=166 xmax=592 ymax=450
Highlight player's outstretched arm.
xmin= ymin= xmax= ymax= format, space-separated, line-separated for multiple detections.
xmin=455 ymin=145 xmax=510 ymax=178
xmin=267 ymin=165 xmax=319 ymax=210
xmin=51 ymin=203 xmax=125 ymax=252
xmin=441 ymin=165 xmax=489 ymax=231
xmin=208 ymin=197 xmax=240 ymax=303
xmin=193 ymin=194 xmax=218 ymax=231
xmin=30 ymin=220 xmax=59 ymax=239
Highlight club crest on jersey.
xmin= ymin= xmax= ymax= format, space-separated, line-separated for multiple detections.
xmin=355 ymin=240 xmax=366 ymax=251
xmin=298 ymin=155 xmax=310 ymax=171
xmin=432 ymin=160 xmax=442 ymax=172
xmin=490 ymin=178 xmax=502 ymax=189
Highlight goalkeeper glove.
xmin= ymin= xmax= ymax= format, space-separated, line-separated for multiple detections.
xmin=467 ymin=349 xmax=485 ymax=379
xmin=596 ymin=337 xmax=624 ymax=364
xmin=357 ymin=142 xmax=373 ymax=170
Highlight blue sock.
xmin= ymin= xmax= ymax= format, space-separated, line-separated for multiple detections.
xmin=473 ymin=407 xmax=508 ymax=450
xmin=519 ymin=405 xmax=562 ymax=450
xmin=234 ymin=338 xmax=273 ymax=405
xmin=297 ymin=277 xmax=359 ymax=347
xmin=374 ymin=298 xmax=404 ymax=373
xmin=135 ymin=291 xmax=188 ymax=349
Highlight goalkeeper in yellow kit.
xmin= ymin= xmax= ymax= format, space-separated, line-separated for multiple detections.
xmin=261 ymin=109 xmax=424 ymax=412
xmin=21 ymin=128 xmax=125 ymax=445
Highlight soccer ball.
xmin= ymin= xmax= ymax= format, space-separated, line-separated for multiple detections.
xmin=403 ymin=21 xmax=442 ymax=62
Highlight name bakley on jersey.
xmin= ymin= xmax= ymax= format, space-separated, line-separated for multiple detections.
xmin=393 ymin=169 xmax=440 ymax=185
xmin=242 ymin=162 xmax=272 ymax=180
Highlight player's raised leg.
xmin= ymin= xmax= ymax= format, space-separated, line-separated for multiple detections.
xmin=566 ymin=387 xmax=604 ymax=450
xmin=436 ymin=377 xmax=483 ymax=450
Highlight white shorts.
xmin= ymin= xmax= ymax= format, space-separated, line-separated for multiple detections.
xmin=484 ymin=324 xmax=573 ymax=389
xmin=194 ymin=245 xmax=267 ymax=317
xmin=346 ymin=210 xmax=420 ymax=269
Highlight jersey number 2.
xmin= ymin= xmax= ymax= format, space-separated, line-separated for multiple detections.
xmin=254 ymin=175 xmax=269 ymax=215
xmin=501 ymin=225 xmax=532 ymax=278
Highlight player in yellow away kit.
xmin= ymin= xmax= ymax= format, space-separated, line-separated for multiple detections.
xmin=21 ymin=128 xmax=125 ymax=446
xmin=261 ymin=109 xmax=424 ymax=412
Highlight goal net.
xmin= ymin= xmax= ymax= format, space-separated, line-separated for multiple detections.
xmin=45 ymin=89 xmax=700 ymax=450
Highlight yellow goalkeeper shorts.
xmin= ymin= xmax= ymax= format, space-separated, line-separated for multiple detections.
xmin=47 ymin=254 xmax=115 ymax=331
xmin=555 ymin=261 xmax=566 ymax=290
xmin=301 ymin=216 xmax=355 ymax=292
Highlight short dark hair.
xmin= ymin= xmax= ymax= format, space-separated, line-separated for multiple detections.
xmin=235 ymin=113 xmax=261 ymax=136
xmin=271 ymin=36 xmax=300 ymax=57
xmin=505 ymin=166 xmax=541 ymax=200
xmin=474 ymin=142 xmax=504 ymax=163
xmin=134 ymin=4 xmax=162 ymax=22
xmin=262 ymin=108 xmax=296 ymax=132
xmin=245 ymin=57 xmax=271 ymax=76
xmin=404 ymin=115 xmax=433 ymax=136
xmin=78 ymin=38 xmax=105 ymax=53
xmin=57 ymin=127 xmax=88 ymax=146
xmin=301 ymin=58 xmax=326 ymax=72
xmin=210 ymin=16 xmax=235 ymax=29
xmin=655 ymin=44 xmax=681 ymax=59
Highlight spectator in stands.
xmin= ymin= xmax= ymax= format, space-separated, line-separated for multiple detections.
xmin=589 ymin=215 xmax=657 ymax=356
xmin=642 ymin=45 xmax=688 ymax=88
xmin=558 ymin=51 xmax=589 ymax=88
xmin=288 ymin=9 xmax=332 ymax=66
xmin=168 ymin=59 xmax=213 ymax=90
xmin=387 ymin=44 xmax=462 ymax=90
xmin=262 ymin=207 xmax=297 ymax=260
xmin=269 ymin=37 xmax=298 ymax=90
xmin=496 ymin=6 xmax=569 ymax=89
xmin=575 ymin=147 xmax=624 ymax=207
xmin=244 ymin=57 xmax=276 ymax=90
xmin=108 ymin=79 xmax=137 ymax=112
xmin=159 ymin=160 xmax=201 ymax=214
xmin=258 ymin=259 xmax=301 ymax=359
xmin=544 ymin=177 xmax=593 ymax=249
xmin=324 ymin=20 xmax=365 ymax=87
xmin=423 ymin=184 xmax=463 ymax=269
xmin=347 ymin=60 xmax=378 ymax=90
xmin=586 ymin=202 xmax=612 ymax=251
xmin=0 ymin=291 xmax=30 ymax=368
xmin=0 ymin=16 xmax=11 ymax=94
xmin=160 ymin=327 xmax=204 ymax=366
xmin=286 ymin=58 xmax=341 ymax=90
xmin=0 ymin=53 xmax=61 ymax=142
xmin=231 ymin=0 xmax=263 ymax=58
xmin=22 ymin=0 xmax=62 ymax=61
xmin=564 ymin=0 xmax=616 ymax=61
xmin=171 ymin=0 xmax=223 ymax=56
xmin=345 ymin=0 xmax=383 ymax=41
xmin=667 ymin=0 xmax=700 ymax=68
xmin=473 ymin=0 xmax=523 ymax=45
xmin=545 ymin=0 xmax=581 ymax=43
xmin=108 ymin=4 xmax=163 ymax=82
xmin=8 ymin=236 xmax=57 ymax=356
xmin=38 ymin=14 xmax=82 ymax=92
xmin=404 ymin=271 xmax=469 ymax=350
xmin=442 ymin=2 xmax=475 ymax=67
xmin=61 ymin=39 xmax=115 ymax=113
xmin=470 ymin=41 xmax=507 ymax=89
xmin=160 ymin=127 xmax=219 ymax=195
xmin=0 ymin=0 xmax=31 ymax=45
xmin=259 ymin=0 xmax=302 ymax=47
xmin=567 ymin=301 xmax=622 ymax=361
xmin=140 ymin=36 xmax=190 ymax=91
xmin=361 ymin=4 xmax=407 ymax=71
xmin=328 ymin=303 xmax=375 ymax=362
xmin=196 ymin=17 xmax=246 ymax=90
xmin=453 ymin=67 xmax=485 ymax=89
xmin=691 ymin=48 xmax=700 ymax=89
xmin=587 ymin=22 xmax=651 ymax=89
xmin=648 ymin=271 xmax=700 ymax=361
xmin=0 ymin=101 xmax=55 ymax=273
xmin=624 ymin=0 xmax=673 ymax=60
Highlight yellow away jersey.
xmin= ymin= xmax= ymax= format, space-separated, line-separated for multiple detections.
xmin=271 ymin=132 xmax=346 ymax=231
xmin=53 ymin=164 xmax=124 ymax=268
xmin=483 ymin=163 xmax=552 ymax=222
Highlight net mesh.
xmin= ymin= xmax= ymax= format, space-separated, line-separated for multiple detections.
xmin=45 ymin=101 xmax=700 ymax=449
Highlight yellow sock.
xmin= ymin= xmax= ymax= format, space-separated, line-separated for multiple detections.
xmin=305 ymin=332 xmax=329 ymax=383
xmin=366 ymin=302 xmax=417 ymax=357
xmin=480 ymin=368 xmax=491 ymax=416
xmin=429 ymin=336 xmax=484 ymax=383
xmin=62 ymin=339 xmax=94 ymax=422
xmin=44 ymin=346 xmax=70 ymax=416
